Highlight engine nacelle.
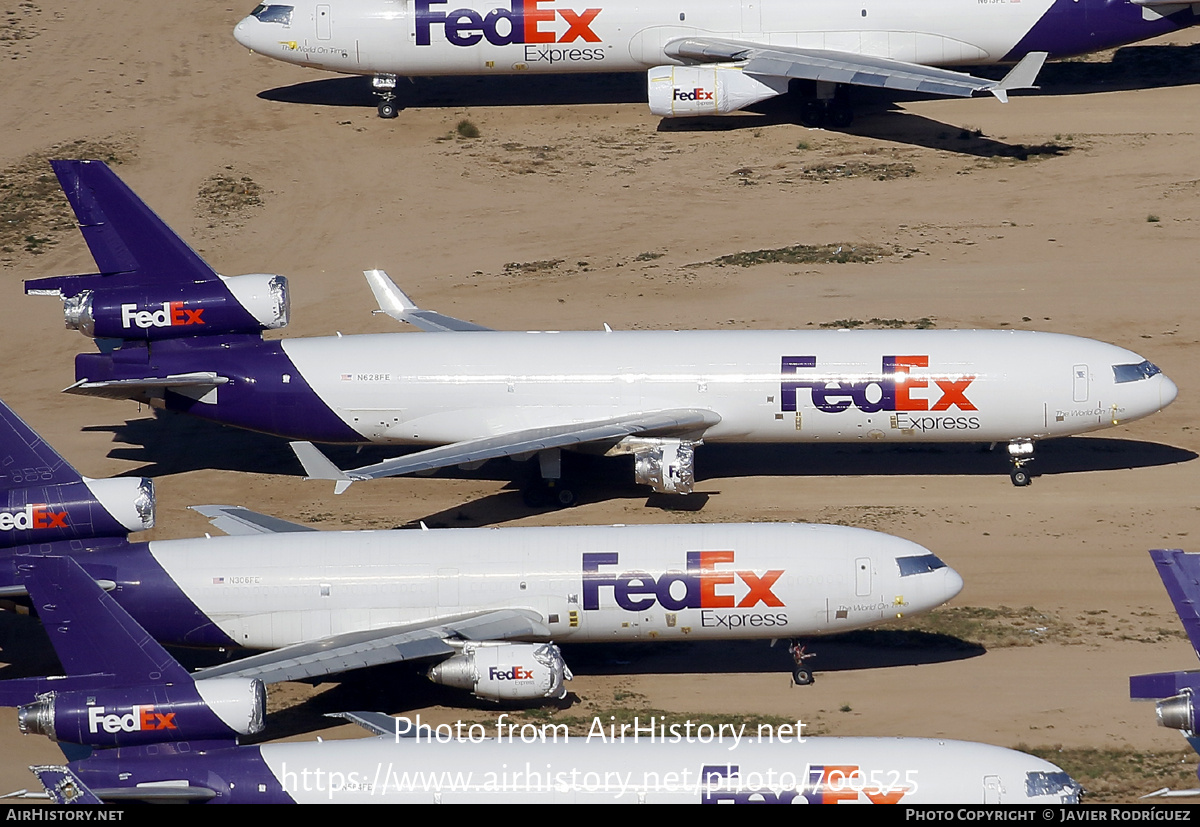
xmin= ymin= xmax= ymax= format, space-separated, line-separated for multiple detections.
xmin=631 ymin=438 xmax=697 ymax=495
xmin=426 ymin=642 xmax=572 ymax=702
xmin=83 ymin=476 xmax=155 ymax=533
xmin=1157 ymin=693 xmax=1197 ymax=733
xmin=18 ymin=678 xmax=265 ymax=748
xmin=647 ymin=64 xmax=789 ymax=117
xmin=61 ymin=273 xmax=289 ymax=340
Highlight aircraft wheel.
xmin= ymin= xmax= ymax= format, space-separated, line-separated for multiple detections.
xmin=554 ymin=487 xmax=577 ymax=508
xmin=827 ymin=102 xmax=853 ymax=129
xmin=1010 ymin=468 xmax=1031 ymax=487
xmin=377 ymin=100 xmax=399 ymax=119
xmin=798 ymin=99 xmax=825 ymax=128
xmin=792 ymin=668 xmax=814 ymax=686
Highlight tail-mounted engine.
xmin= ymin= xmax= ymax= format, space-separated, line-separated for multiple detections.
xmin=647 ymin=65 xmax=789 ymax=117
xmin=18 ymin=677 xmax=265 ymax=748
xmin=0 ymin=477 xmax=153 ymax=548
xmin=52 ymin=274 xmax=289 ymax=341
xmin=1156 ymin=691 xmax=1197 ymax=734
xmin=426 ymin=642 xmax=573 ymax=702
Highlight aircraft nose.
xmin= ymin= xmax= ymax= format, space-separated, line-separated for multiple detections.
xmin=941 ymin=565 xmax=965 ymax=603
xmin=233 ymin=17 xmax=259 ymax=50
xmin=1160 ymin=374 xmax=1179 ymax=409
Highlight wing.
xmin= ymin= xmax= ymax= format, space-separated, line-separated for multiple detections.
xmin=189 ymin=505 xmax=317 ymax=536
xmin=192 ymin=608 xmax=550 ymax=684
xmin=666 ymin=38 xmax=1047 ymax=102
xmin=291 ymin=408 xmax=721 ymax=493
xmin=364 ymin=269 xmax=492 ymax=332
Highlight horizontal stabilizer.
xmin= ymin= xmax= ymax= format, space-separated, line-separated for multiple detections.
xmin=16 ymin=556 xmax=191 ymax=684
xmin=364 ymin=270 xmax=492 ymax=332
xmin=296 ymin=408 xmax=720 ymax=491
xmin=190 ymin=505 xmax=317 ymax=535
xmin=1130 ymin=670 xmax=1200 ymax=700
xmin=29 ymin=767 xmax=104 ymax=806
xmin=65 ymin=373 xmax=228 ymax=402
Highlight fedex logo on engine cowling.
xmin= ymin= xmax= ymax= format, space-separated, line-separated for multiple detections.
xmin=489 ymin=666 xmax=533 ymax=681
xmin=781 ymin=355 xmax=977 ymax=414
xmin=0 ymin=504 xmax=67 ymax=531
xmin=674 ymin=87 xmax=714 ymax=101
xmin=87 ymin=705 xmax=178 ymax=735
xmin=582 ymin=551 xmax=783 ymax=612
xmin=121 ymin=302 xmax=205 ymax=330
xmin=415 ymin=0 xmax=601 ymax=46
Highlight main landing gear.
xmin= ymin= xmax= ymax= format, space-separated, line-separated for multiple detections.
xmin=522 ymin=449 xmax=578 ymax=509
xmin=792 ymin=81 xmax=854 ymax=129
xmin=1007 ymin=438 xmax=1035 ymax=487
xmin=372 ymin=73 xmax=400 ymax=119
xmin=788 ymin=641 xmax=817 ymax=686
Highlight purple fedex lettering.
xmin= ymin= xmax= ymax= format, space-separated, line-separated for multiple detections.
xmin=781 ymin=355 xmax=976 ymax=414
xmin=582 ymin=552 xmax=783 ymax=611
xmin=415 ymin=0 xmax=600 ymax=47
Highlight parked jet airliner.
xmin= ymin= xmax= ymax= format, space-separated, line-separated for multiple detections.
xmin=3 ymin=555 xmax=1078 ymax=804
xmin=29 ymin=161 xmax=1177 ymax=500
xmin=0 ymin=397 xmax=961 ymax=693
xmin=230 ymin=0 xmax=1197 ymax=122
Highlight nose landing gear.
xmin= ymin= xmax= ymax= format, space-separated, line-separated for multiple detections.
xmin=373 ymin=74 xmax=400 ymax=119
xmin=789 ymin=641 xmax=817 ymax=686
xmin=1007 ymin=439 xmax=1035 ymax=486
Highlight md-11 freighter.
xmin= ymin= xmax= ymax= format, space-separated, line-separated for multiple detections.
xmin=29 ymin=160 xmax=1177 ymax=502
xmin=230 ymin=0 xmax=1196 ymax=123
xmin=0 ymin=397 xmax=961 ymax=694
xmin=5 ymin=555 xmax=1078 ymax=804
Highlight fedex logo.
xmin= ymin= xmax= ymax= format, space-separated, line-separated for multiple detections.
xmin=0 ymin=504 xmax=68 ymax=531
xmin=488 ymin=666 xmax=533 ymax=681
xmin=120 ymin=302 xmax=205 ymax=330
xmin=87 ymin=705 xmax=178 ymax=735
xmin=674 ymin=88 xmax=714 ymax=101
xmin=782 ymin=355 xmax=977 ymax=414
xmin=582 ymin=552 xmax=783 ymax=612
xmin=415 ymin=0 xmax=601 ymax=47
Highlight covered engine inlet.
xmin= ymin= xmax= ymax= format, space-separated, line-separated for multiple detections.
xmin=647 ymin=64 xmax=789 ymax=117
xmin=59 ymin=273 xmax=289 ymax=340
xmin=427 ymin=642 xmax=572 ymax=702
xmin=632 ymin=438 xmax=698 ymax=495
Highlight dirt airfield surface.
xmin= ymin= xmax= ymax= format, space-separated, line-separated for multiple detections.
xmin=3 ymin=1 xmax=1200 ymax=803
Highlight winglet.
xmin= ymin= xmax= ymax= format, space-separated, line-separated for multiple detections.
xmin=990 ymin=51 xmax=1047 ymax=103
xmin=364 ymin=269 xmax=417 ymax=321
xmin=290 ymin=442 xmax=354 ymax=494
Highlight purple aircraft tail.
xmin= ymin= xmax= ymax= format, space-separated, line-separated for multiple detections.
xmin=0 ymin=399 xmax=153 ymax=549
xmin=1130 ymin=550 xmax=1200 ymax=741
xmin=0 ymin=555 xmax=264 ymax=749
xmin=26 ymin=160 xmax=289 ymax=342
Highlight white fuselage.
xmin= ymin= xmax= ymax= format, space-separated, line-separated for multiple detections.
xmin=147 ymin=523 xmax=961 ymax=649
xmin=234 ymin=0 xmax=1082 ymax=77
xmin=260 ymin=734 xmax=1080 ymax=803
xmin=282 ymin=329 xmax=1175 ymax=446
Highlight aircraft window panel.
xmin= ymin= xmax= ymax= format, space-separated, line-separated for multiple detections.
xmin=1112 ymin=360 xmax=1161 ymax=384
xmin=252 ymin=5 xmax=294 ymax=24
xmin=896 ymin=554 xmax=948 ymax=577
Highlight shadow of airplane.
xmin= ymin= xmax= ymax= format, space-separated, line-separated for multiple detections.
xmin=238 ymin=631 xmax=985 ymax=741
xmin=255 ymin=41 xmax=1200 ymax=155
xmin=92 ymin=409 xmax=1195 ymax=523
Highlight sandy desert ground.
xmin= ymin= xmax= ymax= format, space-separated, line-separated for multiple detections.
xmin=3 ymin=0 xmax=1200 ymax=803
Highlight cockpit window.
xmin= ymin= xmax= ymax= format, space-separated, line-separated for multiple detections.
xmin=896 ymin=554 xmax=948 ymax=577
xmin=1113 ymin=360 xmax=1162 ymax=384
xmin=251 ymin=4 xmax=294 ymax=24
xmin=1026 ymin=771 xmax=1080 ymax=803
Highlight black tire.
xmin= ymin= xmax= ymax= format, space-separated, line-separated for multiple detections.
xmin=798 ymin=99 xmax=825 ymax=128
xmin=826 ymin=102 xmax=853 ymax=129
xmin=378 ymin=101 xmax=399 ymax=119
xmin=555 ymin=487 xmax=577 ymax=508
xmin=1010 ymin=469 xmax=1031 ymax=487
xmin=793 ymin=668 xmax=814 ymax=686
